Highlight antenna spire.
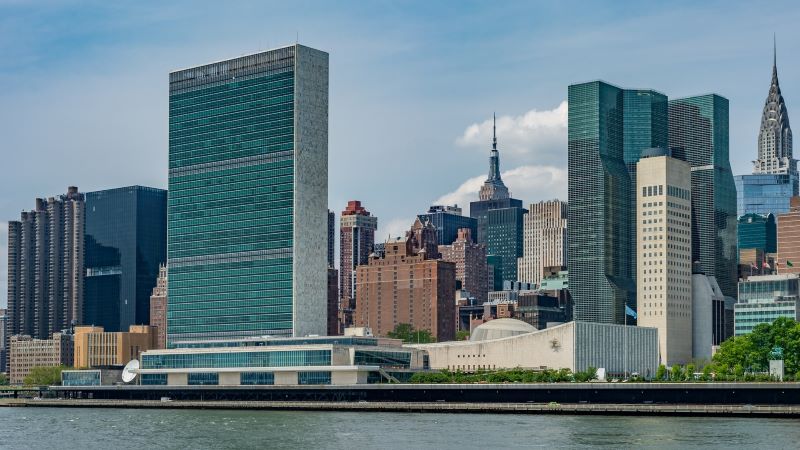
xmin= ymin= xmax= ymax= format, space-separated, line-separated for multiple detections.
xmin=492 ymin=112 xmax=497 ymax=151
xmin=774 ymin=32 xmax=777 ymax=68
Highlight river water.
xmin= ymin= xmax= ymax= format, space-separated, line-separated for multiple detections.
xmin=0 ymin=407 xmax=796 ymax=449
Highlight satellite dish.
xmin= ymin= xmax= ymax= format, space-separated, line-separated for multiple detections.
xmin=122 ymin=359 xmax=140 ymax=383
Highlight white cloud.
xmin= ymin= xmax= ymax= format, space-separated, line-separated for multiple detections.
xmin=456 ymin=101 xmax=568 ymax=167
xmin=434 ymin=165 xmax=567 ymax=215
xmin=378 ymin=217 xmax=416 ymax=243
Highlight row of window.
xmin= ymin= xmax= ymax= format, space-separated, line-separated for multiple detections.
xmin=170 ymin=127 xmax=293 ymax=157
xmin=169 ymin=74 xmax=293 ymax=111
xmin=141 ymin=350 xmax=331 ymax=370
xmin=167 ymin=323 xmax=294 ymax=335
xmin=169 ymin=240 xmax=294 ymax=260
xmin=170 ymin=84 xmax=294 ymax=128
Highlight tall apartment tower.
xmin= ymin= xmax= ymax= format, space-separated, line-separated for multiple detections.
xmin=355 ymin=236 xmax=456 ymax=341
xmin=439 ymin=228 xmax=488 ymax=302
xmin=470 ymin=115 xmax=526 ymax=288
xmin=517 ymin=200 xmax=568 ymax=286
xmin=7 ymin=187 xmax=85 ymax=344
xmin=149 ymin=264 xmax=167 ymax=349
xmin=636 ymin=149 xmax=693 ymax=365
xmin=669 ymin=94 xmax=738 ymax=299
xmin=167 ymin=45 xmax=329 ymax=343
xmin=339 ymin=201 xmax=377 ymax=330
xmin=84 ymin=186 xmax=167 ymax=332
xmin=569 ymin=82 xmax=663 ymax=324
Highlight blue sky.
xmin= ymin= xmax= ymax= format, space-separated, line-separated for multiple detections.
xmin=2 ymin=0 xmax=800 ymax=307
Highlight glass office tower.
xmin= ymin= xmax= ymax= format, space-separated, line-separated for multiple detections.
xmin=418 ymin=205 xmax=477 ymax=246
xmin=168 ymin=45 xmax=328 ymax=345
xmin=735 ymin=173 xmax=798 ymax=217
xmin=738 ymin=213 xmax=777 ymax=253
xmin=622 ymin=89 xmax=669 ymax=288
xmin=568 ymin=81 xmax=633 ymax=324
xmin=669 ymin=95 xmax=738 ymax=299
xmin=84 ymin=186 xmax=167 ymax=332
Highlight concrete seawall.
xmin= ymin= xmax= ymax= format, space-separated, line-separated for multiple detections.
xmin=4 ymin=398 xmax=800 ymax=417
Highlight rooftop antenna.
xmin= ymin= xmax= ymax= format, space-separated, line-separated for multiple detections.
xmin=492 ymin=112 xmax=497 ymax=151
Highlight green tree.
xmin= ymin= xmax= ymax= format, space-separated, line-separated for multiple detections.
xmin=670 ymin=365 xmax=683 ymax=381
xmin=655 ymin=365 xmax=667 ymax=381
xmin=701 ymin=364 xmax=713 ymax=381
xmin=685 ymin=364 xmax=696 ymax=381
xmin=24 ymin=365 xmax=69 ymax=386
xmin=387 ymin=323 xmax=436 ymax=343
xmin=455 ymin=330 xmax=470 ymax=341
xmin=0 ymin=372 xmax=8 ymax=386
xmin=712 ymin=317 xmax=800 ymax=377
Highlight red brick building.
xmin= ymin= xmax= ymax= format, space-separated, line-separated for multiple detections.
xmin=439 ymin=228 xmax=488 ymax=302
xmin=354 ymin=234 xmax=456 ymax=342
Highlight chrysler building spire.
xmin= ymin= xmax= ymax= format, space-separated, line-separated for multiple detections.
xmin=754 ymin=36 xmax=795 ymax=175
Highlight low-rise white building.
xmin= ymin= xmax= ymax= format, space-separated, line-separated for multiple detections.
xmin=408 ymin=320 xmax=659 ymax=378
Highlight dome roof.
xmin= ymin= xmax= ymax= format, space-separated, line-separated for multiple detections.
xmin=469 ymin=318 xmax=537 ymax=342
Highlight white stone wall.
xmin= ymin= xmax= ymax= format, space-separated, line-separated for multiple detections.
xmin=411 ymin=322 xmax=576 ymax=371
xmin=292 ymin=45 xmax=329 ymax=337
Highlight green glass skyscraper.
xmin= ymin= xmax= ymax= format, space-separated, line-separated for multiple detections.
xmin=669 ymin=94 xmax=737 ymax=299
xmin=167 ymin=45 xmax=329 ymax=345
xmin=568 ymin=81 xmax=668 ymax=324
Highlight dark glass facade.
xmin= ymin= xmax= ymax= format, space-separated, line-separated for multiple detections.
xmin=485 ymin=206 xmax=526 ymax=288
xmin=568 ymin=81 xmax=633 ymax=324
xmin=167 ymin=45 xmax=328 ymax=344
xmin=84 ymin=186 xmax=167 ymax=332
xmin=141 ymin=349 xmax=332 ymax=369
xmin=418 ymin=207 xmax=478 ymax=245
xmin=669 ymin=95 xmax=738 ymax=298
xmin=738 ymin=213 xmax=777 ymax=253
xmin=622 ymin=89 xmax=669 ymax=285
xmin=298 ymin=371 xmax=331 ymax=385
xmin=241 ymin=372 xmax=275 ymax=385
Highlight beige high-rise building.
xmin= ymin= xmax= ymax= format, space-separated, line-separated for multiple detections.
xmin=73 ymin=325 xmax=156 ymax=369
xmin=517 ymin=200 xmax=567 ymax=286
xmin=636 ymin=150 xmax=693 ymax=366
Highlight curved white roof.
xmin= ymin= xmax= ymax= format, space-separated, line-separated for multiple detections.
xmin=469 ymin=318 xmax=537 ymax=342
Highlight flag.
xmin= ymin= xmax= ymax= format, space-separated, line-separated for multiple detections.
xmin=625 ymin=305 xmax=638 ymax=320
xmin=789 ymin=260 xmax=795 ymax=267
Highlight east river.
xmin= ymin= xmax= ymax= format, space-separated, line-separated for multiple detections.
xmin=0 ymin=407 xmax=797 ymax=449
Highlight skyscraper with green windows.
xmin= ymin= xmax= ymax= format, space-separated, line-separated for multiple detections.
xmin=167 ymin=45 xmax=329 ymax=346
xmin=669 ymin=94 xmax=737 ymax=299
xmin=568 ymin=81 xmax=667 ymax=324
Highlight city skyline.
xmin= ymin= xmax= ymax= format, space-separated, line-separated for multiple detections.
xmin=3 ymin=1 xmax=800 ymax=307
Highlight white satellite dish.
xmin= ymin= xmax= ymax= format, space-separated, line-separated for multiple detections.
xmin=122 ymin=359 xmax=140 ymax=383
